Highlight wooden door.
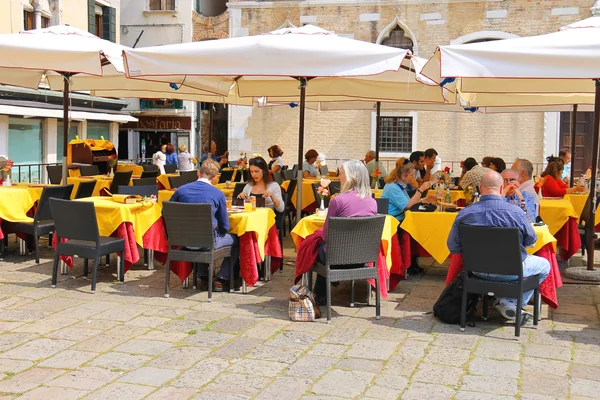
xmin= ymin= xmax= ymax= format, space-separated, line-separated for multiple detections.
xmin=560 ymin=111 xmax=595 ymax=177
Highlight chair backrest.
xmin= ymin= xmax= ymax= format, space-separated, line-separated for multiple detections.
xmin=168 ymin=175 xmax=188 ymax=189
xmin=320 ymin=165 xmax=329 ymax=176
xmin=141 ymin=170 xmax=159 ymax=179
xmin=291 ymin=164 xmax=298 ymax=178
xmin=580 ymin=195 xmax=594 ymax=224
xmin=233 ymin=169 xmax=248 ymax=182
xmin=74 ymin=180 xmax=96 ymax=199
xmin=79 ymin=165 xmax=100 ymax=177
xmin=109 ymin=171 xmax=133 ymax=194
xmin=378 ymin=178 xmax=386 ymax=189
xmin=329 ymin=181 xmax=341 ymax=196
xmin=46 ymin=165 xmax=62 ymax=184
xmin=375 ymin=198 xmax=389 ymax=214
xmin=180 ymin=170 xmax=199 ymax=184
xmin=162 ymin=201 xmax=215 ymax=249
xmin=50 ymin=198 xmax=99 ymax=245
xmin=325 ymin=216 xmax=385 ymax=266
xmin=218 ymin=169 xmax=234 ymax=184
xmin=143 ymin=164 xmax=159 ymax=172
xmin=311 ymin=182 xmax=330 ymax=208
xmin=458 ymin=225 xmax=523 ymax=277
xmin=285 ymin=179 xmax=297 ymax=206
xmin=118 ymin=185 xmax=158 ymax=198
xmin=232 ymin=183 xmax=246 ymax=199
xmin=273 ymin=171 xmax=283 ymax=185
xmin=164 ymin=164 xmax=177 ymax=174
xmin=282 ymin=170 xmax=295 ymax=181
xmin=36 ymin=185 xmax=74 ymax=222
xmin=133 ymin=177 xmax=157 ymax=187
xmin=281 ymin=165 xmax=288 ymax=171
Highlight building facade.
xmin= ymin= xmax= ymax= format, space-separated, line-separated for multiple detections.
xmin=0 ymin=0 xmax=128 ymax=183
xmin=211 ymin=0 xmax=595 ymax=174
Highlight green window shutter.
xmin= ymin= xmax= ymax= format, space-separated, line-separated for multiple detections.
xmin=102 ymin=7 xmax=116 ymax=43
xmin=173 ymin=100 xmax=184 ymax=109
xmin=88 ymin=0 xmax=96 ymax=35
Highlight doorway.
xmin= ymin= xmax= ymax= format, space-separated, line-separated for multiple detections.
xmin=559 ymin=111 xmax=594 ymax=177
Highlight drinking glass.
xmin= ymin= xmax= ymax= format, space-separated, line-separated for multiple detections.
xmin=244 ymin=199 xmax=253 ymax=212
xmin=226 ymin=197 xmax=232 ymax=210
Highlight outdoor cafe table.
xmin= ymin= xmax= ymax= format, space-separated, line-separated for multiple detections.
xmin=372 ymin=188 xmax=465 ymax=203
xmin=67 ymin=175 xmax=114 ymax=197
xmin=538 ymin=198 xmax=581 ymax=260
xmin=290 ymin=213 xmax=407 ymax=296
xmin=116 ymin=164 xmax=144 ymax=176
xmin=401 ymin=210 xmax=562 ymax=308
xmin=565 ymin=193 xmax=600 ymax=227
xmin=0 ymin=186 xmax=38 ymax=243
xmin=57 ymin=197 xmax=169 ymax=272
xmin=282 ymin=178 xmax=322 ymax=212
xmin=156 ymin=173 xmax=179 ymax=190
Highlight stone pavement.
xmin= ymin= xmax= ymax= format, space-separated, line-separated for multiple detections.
xmin=0 ymin=236 xmax=598 ymax=399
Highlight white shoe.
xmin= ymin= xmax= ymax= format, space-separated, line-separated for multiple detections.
xmin=493 ymin=300 xmax=517 ymax=320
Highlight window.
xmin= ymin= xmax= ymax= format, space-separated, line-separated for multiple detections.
xmin=95 ymin=13 xmax=103 ymax=38
xmin=381 ymin=26 xmax=414 ymax=52
xmin=23 ymin=11 xmax=50 ymax=30
xmin=140 ymin=99 xmax=184 ymax=109
xmin=57 ymin=122 xmax=79 ymax=162
xmin=87 ymin=121 xmax=110 ymax=141
xmin=8 ymin=118 xmax=43 ymax=182
xmin=149 ymin=0 xmax=176 ymax=11
xmin=379 ymin=116 xmax=413 ymax=153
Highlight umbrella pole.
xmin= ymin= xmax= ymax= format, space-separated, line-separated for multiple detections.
xmin=570 ymin=104 xmax=577 ymax=187
xmin=208 ymin=103 xmax=213 ymax=158
xmin=375 ymin=102 xmax=381 ymax=162
xmin=296 ymin=78 xmax=307 ymax=225
xmin=61 ymin=75 xmax=70 ymax=184
xmin=586 ymin=81 xmax=600 ymax=271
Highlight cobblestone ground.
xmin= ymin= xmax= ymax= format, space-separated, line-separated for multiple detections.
xmin=0 ymin=235 xmax=599 ymax=399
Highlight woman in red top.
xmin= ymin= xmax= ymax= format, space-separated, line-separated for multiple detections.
xmin=538 ymin=158 xmax=583 ymax=197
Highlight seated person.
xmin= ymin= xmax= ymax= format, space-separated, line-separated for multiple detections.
xmin=501 ymin=169 xmax=537 ymax=221
xmin=303 ymin=149 xmax=319 ymax=178
xmin=423 ymin=148 xmax=439 ymax=182
xmin=382 ymin=159 xmax=437 ymax=275
xmin=268 ymin=145 xmax=285 ymax=174
xmin=537 ymin=156 xmax=583 ymax=198
xmin=199 ymin=140 xmax=229 ymax=170
xmin=459 ymin=157 xmax=490 ymax=190
xmin=489 ymin=157 xmax=506 ymax=173
xmin=314 ymin=160 xmax=377 ymax=302
xmin=409 ymin=151 xmax=425 ymax=186
xmin=512 ymin=158 xmax=540 ymax=208
xmin=448 ymin=170 xmax=550 ymax=326
xmin=481 ymin=156 xmax=493 ymax=169
xmin=170 ymin=159 xmax=239 ymax=292
xmin=364 ymin=150 xmax=388 ymax=188
xmin=237 ymin=156 xmax=284 ymax=213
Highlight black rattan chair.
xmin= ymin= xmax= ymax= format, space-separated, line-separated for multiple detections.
xmin=142 ymin=164 xmax=159 ymax=172
xmin=329 ymin=181 xmax=341 ymax=196
xmin=168 ymin=175 xmax=188 ymax=189
xmin=108 ymin=171 xmax=133 ymax=195
xmin=375 ymin=198 xmax=389 ymax=214
xmin=320 ymin=165 xmax=329 ymax=176
xmin=307 ymin=215 xmax=385 ymax=322
xmin=578 ymin=196 xmax=597 ymax=256
xmin=284 ymin=179 xmax=297 ymax=235
xmin=218 ymin=169 xmax=234 ymax=184
xmin=74 ymin=180 xmax=96 ymax=199
xmin=79 ymin=165 xmax=100 ymax=177
xmin=162 ymin=202 xmax=233 ymax=301
xmin=50 ymin=198 xmax=125 ymax=292
xmin=2 ymin=185 xmax=73 ymax=264
xmin=232 ymin=169 xmax=248 ymax=183
xmin=282 ymin=170 xmax=295 ymax=181
xmin=273 ymin=171 xmax=283 ymax=185
xmin=133 ymin=177 xmax=157 ymax=187
xmin=458 ymin=225 xmax=540 ymax=337
xmin=118 ymin=185 xmax=158 ymax=198
xmin=232 ymin=183 xmax=246 ymax=199
xmin=164 ymin=164 xmax=177 ymax=174
xmin=180 ymin=170 xmax=199 ymax=184
xmin=141 ymin=170 xmax=160 ymax=179
xmin=291 ymin=164 xmax=298 ymax=178
xmin=46 ymin=165 xmax=62 ymax=184
xmin=311 ymin=182 xmax=330 ymax=209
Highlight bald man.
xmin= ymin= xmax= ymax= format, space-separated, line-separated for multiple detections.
xmin=447 ymin=170 xmax=550 ymax=326
xmin=200 ymin=140 xmax=229 ymax=168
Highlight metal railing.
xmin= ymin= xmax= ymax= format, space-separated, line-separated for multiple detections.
xmin=9 ymin=162 xmax=62 ymax=184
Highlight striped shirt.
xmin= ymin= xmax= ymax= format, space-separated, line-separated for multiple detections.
xmin=460 ymin=165 xmax=491 ymax=191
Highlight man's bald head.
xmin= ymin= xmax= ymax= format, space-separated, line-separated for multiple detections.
xmin=480 ymin=170 xmax=504 ymax=195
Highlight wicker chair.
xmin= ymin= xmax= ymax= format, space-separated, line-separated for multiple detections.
xmin=141 ymin=170 xmax=160 ymax=179
xmin=180 ymin=170 xmax=199 ymax=184
xmin=164 ymin=164 xmax=177 ymax=174
xmin=307 ymin=215 xmax=385 ymax=322
xmin=374 ymin=198 xmax=389 ymax=214
xmin=46 ymin=165 xmax=62 ymax=184
xmin=108 ymin=171 xmax=133 ymax=195
xmin=218 ymin=169 xmax=234 ymax=183
xmin=74 ymin=180 xmax=96 ymax=199
xmin=168 ymin=175 xmax=188 ymax=189
xmin=133 ymin=177 xmax=157 ymax=187
xmin=162 ymin=202 xmax=233 ymax=301
xmin=118 ymin=185 xmax=158 ymax=198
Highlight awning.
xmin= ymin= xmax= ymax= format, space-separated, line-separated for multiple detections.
xmin=0 ymin=104 xmax=137 ymax=123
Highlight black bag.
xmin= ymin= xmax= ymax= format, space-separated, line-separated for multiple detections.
xmin=409 ymin=203 xmax=436 ymax=212
xmin=433 ymin=272 xmax=478 ymax=324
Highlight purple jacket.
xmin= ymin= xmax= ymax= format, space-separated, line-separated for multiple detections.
xmin=322 ymin=191 xmax=377 ymax=241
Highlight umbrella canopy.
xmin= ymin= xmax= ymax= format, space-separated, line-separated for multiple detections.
xmin=421 ymin=16 xmax=600 ymax=271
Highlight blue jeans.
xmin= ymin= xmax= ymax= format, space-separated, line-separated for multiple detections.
xmin=474 ymin=254 xmax=550 ymax=308
xmin=196 ymin=233 xmax=239 ymax=280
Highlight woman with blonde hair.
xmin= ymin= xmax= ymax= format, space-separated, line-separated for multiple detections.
xmin=177 ymin=145 xmax=195 ymax=171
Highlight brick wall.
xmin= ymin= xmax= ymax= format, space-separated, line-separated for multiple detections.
xmin=229 ymin=0 xmax=593 ymax=165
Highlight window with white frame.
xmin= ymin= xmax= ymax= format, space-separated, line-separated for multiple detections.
xmin=149 ymin=0 xmax=176 ymax=11
xmin=371 ymin=112 xmax=417 ymax=157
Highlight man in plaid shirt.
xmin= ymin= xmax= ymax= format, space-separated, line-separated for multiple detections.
xmin=448 ymin=170 xmax=550 ymax=326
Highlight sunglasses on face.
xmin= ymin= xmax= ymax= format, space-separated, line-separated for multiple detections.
xmin=503 ymin=178 xmax=517 ymax=183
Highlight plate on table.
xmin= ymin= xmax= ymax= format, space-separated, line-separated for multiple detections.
xmin=542 ymin=197 xmax=563 ymax=200
xmin=228 ymin=209 xmax=244 ymax=214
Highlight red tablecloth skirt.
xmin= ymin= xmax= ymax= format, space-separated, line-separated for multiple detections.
xmin=554 ymin=217 xmax=581 ymax=261
xmin=445 ymin=244 xmax=561 ymax=309
xmin=169 ymin=225 xmax=283 ymax=286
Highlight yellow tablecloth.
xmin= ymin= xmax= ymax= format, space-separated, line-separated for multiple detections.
xmin=68 ymin=169 xmax=81 ymax=177
xmin=401 ymin=211 xmax=556 ymax=264
xmin=283 ymin=179 xmax=319 ymax=211
xmin=372 ymin=188 xmax=464 ymax=202
xmin=157 ymin=173 xmax=180 ymax=190
xmin=372 ymin=189 xmax=383 ymax=198
xmin=0 ymin=187 xmax=36 ymax=223
xmin=291 ymin=214 xmax=400 ymax=271
xmin=539 ymin=198 xmax=579 ymax=235
xmin=158 ymin=190 xmax=174 ymax=205
xmin=117 ymin=164 xmax=144 ymax=176
xmin=11 ymin=183 xmax=52 ymax=203
xmin=565 ymin=193 xmax=600 ymax=225
xmin=214 ymin=183 xmax=235 ymax=198
xmin=74 ymin=197 xmax=162 ymax=247
xmin=67 ymin=175 xmax=110 ymax=198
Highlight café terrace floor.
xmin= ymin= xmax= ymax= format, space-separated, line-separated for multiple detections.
xmin=0 ymin=235 xmax=598 ymax=400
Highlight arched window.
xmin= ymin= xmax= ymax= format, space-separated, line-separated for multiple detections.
xmin=381 ymin=26 xmax=414 ymax=51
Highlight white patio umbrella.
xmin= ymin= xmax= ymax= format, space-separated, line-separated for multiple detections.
xmin=0 ymin=25 xmax=242 ymax=182
xmin=123 ymin=25 xmax=415 ymax=222
xmin=421 ymin=16 xmax=600 ymax=271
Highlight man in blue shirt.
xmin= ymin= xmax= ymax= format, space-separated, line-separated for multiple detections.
xmin=199 ymin=140 xmax=229 ymax=169
xmin=447 ymin=170 xmax=550 ymax=326
xmin=501 ymin=169 xmax=537 ymax=221
xmin=171 ymin=159 xmax=239 ymax=291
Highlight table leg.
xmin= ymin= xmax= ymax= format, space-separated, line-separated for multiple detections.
xmin=242 ymin=280 xmax=247 ymax=294
xmin=147 ymin=250 xmax=154 ymax=270
xmin=60 ymin=260 xmax=67 ymax=275
xmin=183 ymin=277 xmax=189 ymax=289
xmin=19 ymin=238 xmax=26 ymax=256
xmin=265 ymin=256 xmax=271 ymax=281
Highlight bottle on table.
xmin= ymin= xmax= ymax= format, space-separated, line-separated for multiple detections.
xmin=445 ymin=186 xmax=451 ymax=204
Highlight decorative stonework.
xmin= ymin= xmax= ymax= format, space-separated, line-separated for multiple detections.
xmin=193 ymin=10 xmax=229 ymax=41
